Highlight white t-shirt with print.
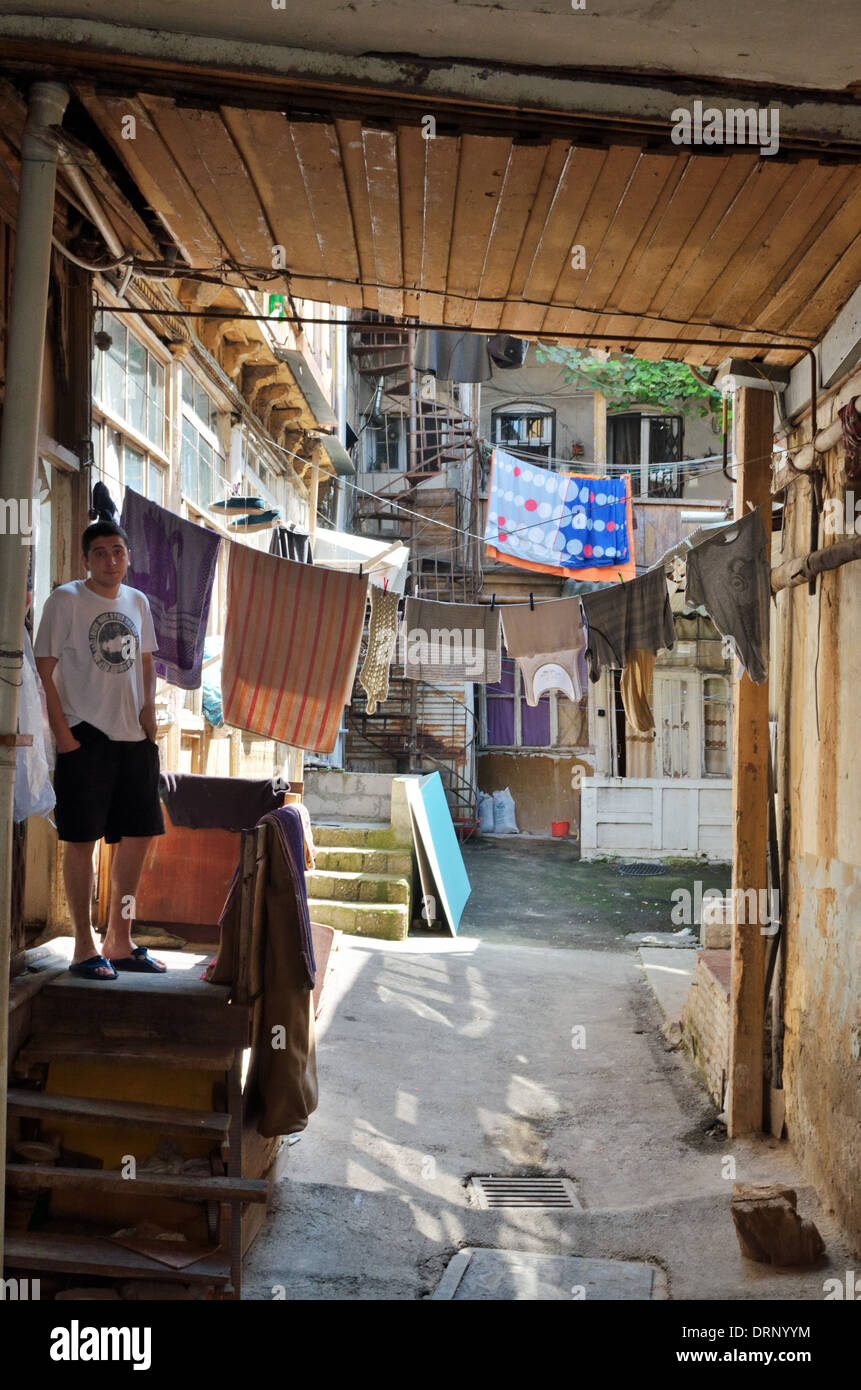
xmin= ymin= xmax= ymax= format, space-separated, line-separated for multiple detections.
xmin=34 ymin=580 xmax=158 ymax=743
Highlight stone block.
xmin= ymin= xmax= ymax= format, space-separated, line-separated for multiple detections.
xmin=730 ymin=1183 xmax=825 ymax=1266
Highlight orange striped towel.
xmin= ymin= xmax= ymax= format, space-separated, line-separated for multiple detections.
xmin=222 ymin=543 xmax=368 ymax=754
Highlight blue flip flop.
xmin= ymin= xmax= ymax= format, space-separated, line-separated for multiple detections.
xmin=69 ymin=955 xmax=118 ymax=981
xmin=108 ymin=946 xmax=167 ymax=974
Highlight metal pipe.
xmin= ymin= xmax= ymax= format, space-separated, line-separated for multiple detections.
xmin=770 ymin=531 xmax=861 ymax=592
xmin=0 ymin=78 xmax=69 ymax=1272
xmin=60 ymin=157 xmax=126 ymax=260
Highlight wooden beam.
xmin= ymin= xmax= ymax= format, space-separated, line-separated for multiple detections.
xmin=6 ymin=1164 xmax=269 ymax=1203
xmin=727 ymin=386 xmax=773 ymax=1137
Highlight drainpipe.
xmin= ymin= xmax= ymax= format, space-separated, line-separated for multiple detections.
xmin=0 ymin=80 xmax=69 ymax=1270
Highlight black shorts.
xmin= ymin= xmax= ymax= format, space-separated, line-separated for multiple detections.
xmin=54 ymin=720 xmax=166 ymax=844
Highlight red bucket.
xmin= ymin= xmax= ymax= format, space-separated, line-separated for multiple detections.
xmin=551 ymin=820 xmax=570 ymax=838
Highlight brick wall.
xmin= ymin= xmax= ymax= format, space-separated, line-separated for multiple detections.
xmin=681 ymin=949 xmax=731 ymax=1105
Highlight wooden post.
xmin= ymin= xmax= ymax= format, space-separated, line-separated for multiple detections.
xmin=593 ymin=390 xmax=607 ymax=468
xmin=727 ymin=386 xmax=773 ymax=1137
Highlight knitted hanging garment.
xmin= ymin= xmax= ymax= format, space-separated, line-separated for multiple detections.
xmin=359 ymin=586 xmax=400 ymax=714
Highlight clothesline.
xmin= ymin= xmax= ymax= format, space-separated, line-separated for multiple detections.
xmin=121 ymin=477 xmax=766 ymax=759
xmin=268 ymin=433 xmax=777 ymax=556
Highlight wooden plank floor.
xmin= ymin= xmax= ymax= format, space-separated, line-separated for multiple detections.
xmin=33 ymin=950 xmax=250 ymax=1045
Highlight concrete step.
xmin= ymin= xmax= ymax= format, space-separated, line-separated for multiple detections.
xmin=306 ymin=897 xmax=409 ymax=942
xmin=314 ymin=845 xmax=413 ymax=876
xmin=313 ymin=823 xmax=411 ymax=851
xmin=306 ymin=869 xmax=410 ymax=906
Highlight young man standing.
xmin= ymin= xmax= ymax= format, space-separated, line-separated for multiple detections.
xmin=34 ymin=519 xmax=167 ymax=979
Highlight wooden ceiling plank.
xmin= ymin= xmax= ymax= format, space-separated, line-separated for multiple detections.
xmin=592 ymin=153 xmax=690 ymax=317
xmin=753 ymin=187 xmax=861 ymax=334
xmin=396 ymin=124 xmax=426 ymax=319
xmin=641 ymin=154 xmax=758 ymax=315
xmin=469 ymin=141 xmax=551 ymax=333
xmin=623 ymin=154 xmax=759 ymax=358
xmin=361 ymin=126 xmax=404 ymax=318
xmin=557 ymin=151 xmax=679 ymax=344
xmin=333 ymin=117 xmax=379 ymax=313
xmin=0 ymin=80 xmax=25 ymax=149
xmin=418 ymin=132 xmax=460 ymax=324
xmin=568 ymin=153 xmax=679 ymax=308
xmin=0 ymin=139 xmax=20 ymax=227
xmin=75 ymin=86 xmax=223 ymax=265
xmin=221 ymin=106 xmax=326 ymax=288
xmin=718 ymin=164 xmax=856 ymax=327
xmin=443 ymin=133 xmax=513 ymax=327
xmin=520 ymin=145 xmax=610 ymax=308
xmin=607 ymin=155 xmax=729 ymax=317
xmin=661 ymin=161 xmax=799 ymax=326
xmin=778 ymin=227 xmax=861 ymax=337
xmin=548 ymin=145 xmax=643 ymax=345
xmin=500 ymin=138 xmax=570 ymax=335
xmin=748 ymin=173 xmax=861 ymax=329
xmin=167 ymin=105 xmax=273 ymax=267
xmin=696 ymin=160 xmax=827 ymax=317
xmin=289 ymin=120 xmax=363 ymax=310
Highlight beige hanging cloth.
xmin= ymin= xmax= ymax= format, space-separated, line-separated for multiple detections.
xmin=620 ymin=649 xmax=656 ymax=733
xmin=359 ymin=586 xmax=400 ymax=714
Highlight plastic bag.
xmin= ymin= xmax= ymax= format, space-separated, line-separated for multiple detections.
xmin=14 ymin=630 xmax=56 ymax=823
xmin=492 ymin=787 xmax=519 ymax=835
xmin=477 ymin=791 xmax=495 ymax=834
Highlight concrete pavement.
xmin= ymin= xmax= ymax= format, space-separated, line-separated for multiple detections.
xmin=243 ymin=843 xmax=852 ymax=1300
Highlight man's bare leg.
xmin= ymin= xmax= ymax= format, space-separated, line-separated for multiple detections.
xmin=64 ymin=840 xmax=114 ymax=977
xmin=102 ymin=836 xmax=163 ymax=965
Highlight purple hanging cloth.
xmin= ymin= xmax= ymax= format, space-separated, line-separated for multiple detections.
xmin=121 ymin=488 xmax=221 ymax=690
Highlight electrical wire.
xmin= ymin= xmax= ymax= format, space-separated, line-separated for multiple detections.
xmin=52 ymin=237 xmax=134 ymax=273
xmin=268 ymin=432 xmax=783 ymax=564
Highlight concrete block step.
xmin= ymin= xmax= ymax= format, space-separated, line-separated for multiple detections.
xmin=306 ymin=869 xmax=411 ymax=906
xmin=314 ymin=846 xmax=413 ymax=876
xmin=306 ymin=897 xmax=409 ymax=942
xmin=312 ymin=823 xmax=411 ymax=851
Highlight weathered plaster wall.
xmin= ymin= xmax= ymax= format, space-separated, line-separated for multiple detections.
xmin=777 ymin=375 xmax=861 ymax=1251
xmin=477 ymin=750 xmax=592 ymax=837
xmin=304 ymin=770 xmax=394 ymax=824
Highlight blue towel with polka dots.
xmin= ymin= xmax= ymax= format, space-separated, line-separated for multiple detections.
xmin=485 ymin=449 xmax=630 ymax=570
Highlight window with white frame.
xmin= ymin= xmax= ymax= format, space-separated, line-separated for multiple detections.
xmin=607 ymin=411 xmax=684 ymax=498
xmin=652 ymin=670 xmax=732 ymax=778
xmin=92 ymin=308 xmax=168 ymax=506
xmin=180 ymin=368 xmax=225 ymax=510
xmin=491 ymin=404 xmax=555 ymax=464
xmin=481 ymin=648 xmax=588 ymax=750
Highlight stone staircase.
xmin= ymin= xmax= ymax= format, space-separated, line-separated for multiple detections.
xmin=308 ymin=825 xmax=414 ymax=942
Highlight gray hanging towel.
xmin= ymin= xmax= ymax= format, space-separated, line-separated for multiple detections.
xmin=581 ymin=567 xmax=675 ymax=682
xmin=684 ymin=509 xmax=770 ymax=684
xmin=501 ymin=595 xmax=586 ymax=659
xmin=415 ymin=329 xmax=492 ymax=383
xmin=402 ymin=598 xmax=501 ymax=683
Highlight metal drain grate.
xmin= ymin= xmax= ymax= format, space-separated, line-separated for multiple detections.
xmin=618 ymin=861 xmax=666 ymax=877
xmin=469 ymin=1176 xmax=581 ymax=1210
